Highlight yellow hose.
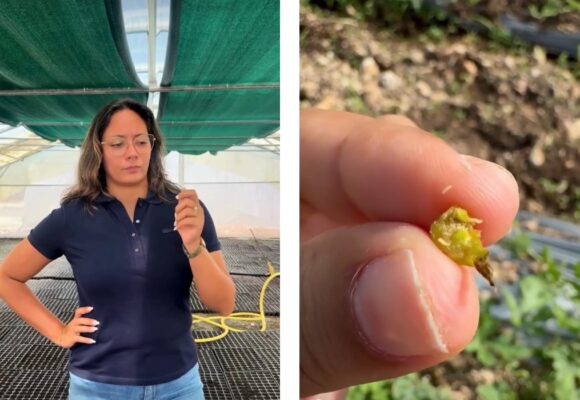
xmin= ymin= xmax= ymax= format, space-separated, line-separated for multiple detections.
xmin=193 ymin=262 xmax=280 ymax=343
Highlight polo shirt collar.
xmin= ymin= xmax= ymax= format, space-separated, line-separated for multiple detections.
xmin=95 ymin=191 xmax=163 ymax=204
xmin=95 ymin=193 xmax=115 ymax=204
xmin=143 ymin=191 xmax=162 ymax=204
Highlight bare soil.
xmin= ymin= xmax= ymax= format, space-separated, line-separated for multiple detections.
xmin=300 ymin=7 xmax=580 ymax=221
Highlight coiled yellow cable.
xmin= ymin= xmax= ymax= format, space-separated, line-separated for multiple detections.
xmin=192 ymin=261 xmax=280 ymax=343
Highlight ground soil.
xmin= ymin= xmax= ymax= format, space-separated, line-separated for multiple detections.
xmin=300 ymin=6 xmax=580 ymax=222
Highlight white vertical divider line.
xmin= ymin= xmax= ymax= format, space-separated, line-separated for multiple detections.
xmin=279 ymin=0 xmax=300 ymax=398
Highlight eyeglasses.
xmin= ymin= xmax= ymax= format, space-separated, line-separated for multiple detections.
xmin=101 ymin=134 xmax=156 ymax=155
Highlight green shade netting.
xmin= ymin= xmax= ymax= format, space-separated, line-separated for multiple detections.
xmin=31 ymin=125 xmax=95 ymax=148
xmin=161 ymin=125 xmax=279 ymax=155
xmin=158 ymin=0 xmax=280 ymax=155
xmin=159 ymin=90 xmax=279 ymax=122
xmin=0 ymin=0 xmax=146 ymax=145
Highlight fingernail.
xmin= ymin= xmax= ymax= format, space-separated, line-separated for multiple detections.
xmin=462 ymin=155 xmax=518 ymax=190
xmin=92 ymin=327 xmax=99 ymax=332
xmin=93 ymin=321 xmax=100 ymax=326
xmin=173 ymin=227 xmax=177 ymax=231
xmin=458 ymin=154 xmax=472 ymax=172
xmin=352 ymin=249 xmax=458 ymax=357
xmin=88 ymin=306 xmax=94 ymax=311
xmin=175 ymin=195 xmax=179 ymax=200
xmin=90 ymin=339 xmax=96 ymax=344
xmin=484 ymin=160 xmax=516 ymax=183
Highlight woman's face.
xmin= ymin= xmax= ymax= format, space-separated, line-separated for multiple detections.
xmin=101 ymin=109 xmax=153 ymax=188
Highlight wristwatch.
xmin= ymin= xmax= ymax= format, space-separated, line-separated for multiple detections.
xmin=183 ymin=239 xmax=205 ymax=259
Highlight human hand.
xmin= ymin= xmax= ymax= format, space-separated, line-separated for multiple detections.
xmin=300 ymin=109 xmax=519 ymax=397
xmin=175 ymin=190 xmax=205 ymax=252
xmin=55 ymin=306 xmax=99 ymax=349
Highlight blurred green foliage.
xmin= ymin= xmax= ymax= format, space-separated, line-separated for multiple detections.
xmin=304 ymin=0 xmax=580 ymax=23
xmin=528 ymin=0 xmax=580 ymax=20
xmin=502 ymin=227 xmax=532 ymax=259
xmin=538 ymin=179 xmax=580 ymax=222
xmin=471 ymin=16 xmax=529 ymax=53
xmin=305 ymin=0 xmax=448 ymax=25
xmin=348 ymin=373 xmax=452 ymax=400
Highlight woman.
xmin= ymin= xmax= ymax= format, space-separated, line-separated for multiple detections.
xmin=0 ymin=98 xmax=236 ymax=399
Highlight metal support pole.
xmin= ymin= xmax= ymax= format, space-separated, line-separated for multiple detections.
xmin=147 ymin=0 xmax=157 ymax=89
xmin=178 ymin=153 xmax=184 ymax=187
xmin=0 ymin=83 xmax=279 ymax=96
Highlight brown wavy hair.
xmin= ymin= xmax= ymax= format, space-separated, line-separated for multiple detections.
xmin=62 ymin=98 xmax=180 ymax=210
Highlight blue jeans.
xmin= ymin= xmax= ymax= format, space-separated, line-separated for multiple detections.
xmin=68 ymin=363 xmax=204 ymax=400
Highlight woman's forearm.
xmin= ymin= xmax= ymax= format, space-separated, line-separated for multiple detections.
xmin=188 ymin=250 xmax=236 ymax=315
xmin=0 ymin=275 xmax=65 ymax=345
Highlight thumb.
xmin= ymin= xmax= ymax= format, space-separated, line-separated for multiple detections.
xmin=300 ymin=223 xmax=480 ymax=397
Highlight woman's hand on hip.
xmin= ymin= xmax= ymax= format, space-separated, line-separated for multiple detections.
xmin=55 ymin=306 xmax=99 ymax=349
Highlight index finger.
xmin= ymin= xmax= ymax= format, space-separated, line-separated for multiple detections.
xmin=300 ymin=108 xmax=519 ymax=244
xmin=176 ymin=190 xmax=198 ymax=202
xmin=74 ymin=306 xmax=93 ymax=318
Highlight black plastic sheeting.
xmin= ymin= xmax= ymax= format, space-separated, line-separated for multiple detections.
xmin=473 ymin=211 xmax=580 ymax=342
xmin=499 ymin=14 xmax=580 ymax=59
xmin=469 ymin=211 xmax=580 ymax=291
xmin=513 ymin=211 xmax=580 ymax=267
xmin=425 ymin=0 xmax=580 ymax=59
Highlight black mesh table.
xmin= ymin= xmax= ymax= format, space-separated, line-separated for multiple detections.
xmin=0 ymin=238 xmax=280 ymax=399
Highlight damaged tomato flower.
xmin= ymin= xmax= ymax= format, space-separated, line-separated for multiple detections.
xmin=429 ymin=206 xmax=494 ymax=286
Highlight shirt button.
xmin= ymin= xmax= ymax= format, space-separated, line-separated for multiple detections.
xmin=131 ymin=233 xmax=136 ymax=237
xmin=134 ymin=248 xmax=139 ymax=252
xmin=136 ymin=219 xmax=140 ymax=224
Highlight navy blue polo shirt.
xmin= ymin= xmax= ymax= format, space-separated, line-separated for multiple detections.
xmin=28 ymin=191 xmax=220 ymax=385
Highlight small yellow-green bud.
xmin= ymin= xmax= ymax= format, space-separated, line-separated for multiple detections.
xmin=430 ymin=206 xmax=494 ymax=286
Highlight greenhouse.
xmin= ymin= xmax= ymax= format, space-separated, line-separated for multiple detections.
xmin=0 ymin=0 xmax=280 ymax=398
